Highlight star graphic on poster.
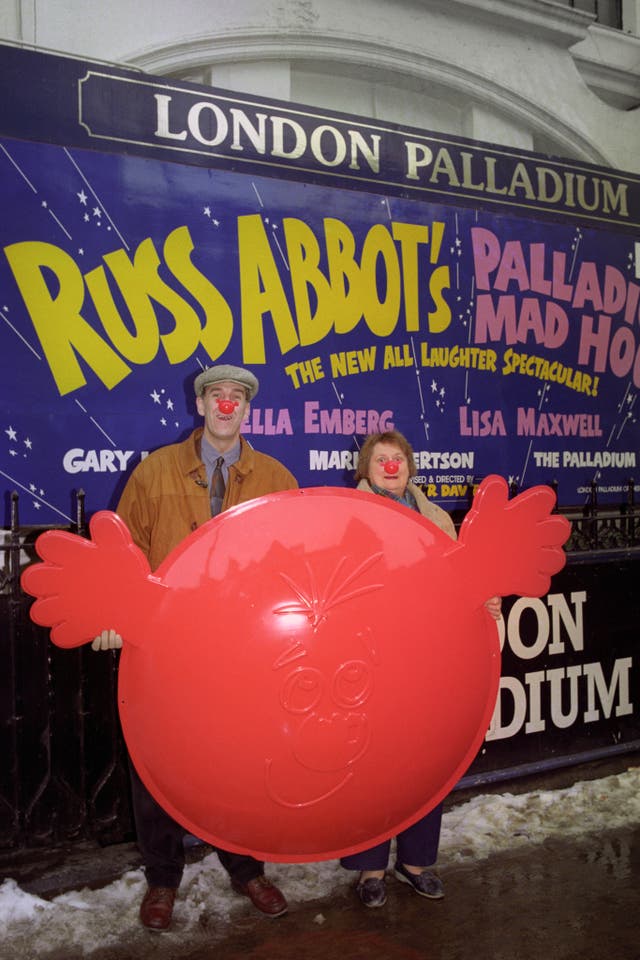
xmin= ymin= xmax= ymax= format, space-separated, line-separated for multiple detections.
xmin=204 ymin=206 xmax=211 ymax=217
xmin=150 ymin=390 xmax=161 ymax=404
xmin=167 ymin=399 xmax=174 ymax=411
xmin=6 ymin=426 xmax=17 ymax=441
xmin=430 ymin=380 xmax=438 ymax=393
xmin=160 ymin=417 xmax=167 ymax=426
xmin=24 ymin=438 xmax=32 ymax=449
xmin=78 ymin=190 xmax=88 ymax=205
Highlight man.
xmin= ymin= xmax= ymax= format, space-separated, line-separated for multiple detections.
xmin=92 ymin=363 xmax=297 ymax=930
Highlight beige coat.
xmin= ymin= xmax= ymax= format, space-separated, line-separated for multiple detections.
xmin=357 ymin=478 xmax=457 ymax=541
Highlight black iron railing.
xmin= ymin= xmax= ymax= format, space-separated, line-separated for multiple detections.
xmin=0 ymin=490 xmax=133 ymax=854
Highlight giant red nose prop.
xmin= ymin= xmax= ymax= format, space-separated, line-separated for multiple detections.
xmin=20 ymin=479 xmax=570 ymax=862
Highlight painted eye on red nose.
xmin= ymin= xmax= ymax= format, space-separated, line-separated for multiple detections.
xmin=281 ymin=667 xmax=323 ymax=713
xmin=332 ymin=660 xmax=372 ymax=707
xmin=217 ymin=399 xmax=238 ymax=414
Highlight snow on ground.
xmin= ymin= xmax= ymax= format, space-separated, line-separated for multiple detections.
xmin=1 ymin=767 xmax=639 ymax=959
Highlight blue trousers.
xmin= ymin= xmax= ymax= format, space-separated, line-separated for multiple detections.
xmin=340 ymin=802 xmax=443 ymax=871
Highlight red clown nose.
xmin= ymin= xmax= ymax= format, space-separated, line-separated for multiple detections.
xmin=217 ymin=399 xmax=238 ymax=414
xmin=384 ymin=460 xmax=400 ymax=475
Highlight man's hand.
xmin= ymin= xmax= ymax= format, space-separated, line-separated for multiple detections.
xmin=91 ymin=629 xmax=123 ymax=651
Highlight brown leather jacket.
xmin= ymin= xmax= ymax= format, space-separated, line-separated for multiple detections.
xmin=117 ymin=428 xmax=298 ymax=570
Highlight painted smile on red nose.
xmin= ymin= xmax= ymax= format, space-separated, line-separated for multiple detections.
xmin=384 ymin=460 xmax=400 ymax=476
xmin=217 ymin=399 xmax=239 ymax=414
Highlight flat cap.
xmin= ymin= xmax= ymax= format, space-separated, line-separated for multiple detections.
xmin=194 ymin=364 xmax=259 ymax=400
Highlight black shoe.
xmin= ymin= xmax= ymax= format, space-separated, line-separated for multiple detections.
xmin=393 ymin=862 xmax=444 ymax=899
xmin=356 ymin=876 xmax=387 ymax=908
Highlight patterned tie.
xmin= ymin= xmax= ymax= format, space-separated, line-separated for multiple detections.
xmin=210 ymin=456 xmax=226 ymax=516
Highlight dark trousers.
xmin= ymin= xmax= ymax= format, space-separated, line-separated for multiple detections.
xmin=129 ymin=761 xmax=265 ymax=889
xmin=340 ymin=802 xmax=443 ymax=872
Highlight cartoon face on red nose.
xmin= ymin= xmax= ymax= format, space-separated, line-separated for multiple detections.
xmin=217 ymin=398 xmax=239 ymax=414
xmin=265 ymin=653 xmax=374 ymax=808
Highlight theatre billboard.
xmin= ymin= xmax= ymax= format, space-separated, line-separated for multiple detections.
xmin=1 ymin=41 xmax=639 ymax=525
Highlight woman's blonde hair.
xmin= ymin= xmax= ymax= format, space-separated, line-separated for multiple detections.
xmin=355 ymin=430 xmax=417 ymax=484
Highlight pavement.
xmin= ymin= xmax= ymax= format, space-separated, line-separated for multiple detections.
xmin=2 ymin=752 xmax=639 ymax=960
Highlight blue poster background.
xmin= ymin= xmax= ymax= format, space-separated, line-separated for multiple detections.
xmin=1 ymin=136 xmax=638 ymax=525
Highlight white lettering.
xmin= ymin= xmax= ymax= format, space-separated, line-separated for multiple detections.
xmin=63 ymin=448 xmax=135 ymax=474
xmin=309 ymin=449 xmax=359 ymax=471
xmin=486 ymin=658 xmax=633 ymax=739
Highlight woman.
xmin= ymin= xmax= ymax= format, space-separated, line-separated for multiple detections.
xmin=341 ymin=430 xmax=501 ymax=908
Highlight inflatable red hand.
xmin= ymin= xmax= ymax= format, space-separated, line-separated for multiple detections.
xmin=20 ymin=511 xmax=161 ymax=648
xmin=456 ymin=475 xmax=571 ymax=600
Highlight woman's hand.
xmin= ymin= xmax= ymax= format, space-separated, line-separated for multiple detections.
xmin=484 ymin=596 xmax=502 ymax=620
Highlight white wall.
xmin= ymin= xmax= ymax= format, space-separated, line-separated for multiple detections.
xmin=1 ymin=0 xmax=639 ymax=172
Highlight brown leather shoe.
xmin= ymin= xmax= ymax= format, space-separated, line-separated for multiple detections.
xmin=231 ymin=875 xmax=288 ymax=917
xmin=139 ymin=886 xmax=177 ymax=930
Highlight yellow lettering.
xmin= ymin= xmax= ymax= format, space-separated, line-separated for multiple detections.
xmin=360 ymin=225 xmax=401 ymax=336
xmin=325 ymin=217 xmax=362 ymax=334
xmin=238 ymin=214 xmax=299 ymax=363
xmin=427 ymin=264 xmax=452 ymax=333
xmin=4 ymin=241 xmax=130 ymax=395
xmin=163 ymin=226 xmax=233 ymax=361
xmin=283 ymin=217 xmax=333 ymax=346
xmin=391 ymin=221 xmax=428 ymax=331
xmin=98 ymin=235 xmax=202 ymax=364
